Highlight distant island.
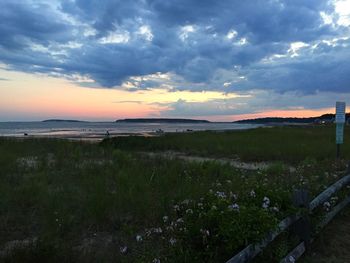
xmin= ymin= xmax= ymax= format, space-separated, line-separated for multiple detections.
xmin=42 ymin=119 xmax=87 ymax=123
xmin=116 ymin=118 xmax=210 ymax=123
xmin=234 ymin=113 xmax=350 ymax=124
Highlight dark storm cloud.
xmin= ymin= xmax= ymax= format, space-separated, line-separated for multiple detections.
xmin=0 ymin=1 xmax=73 ymax=50
xmin=0 ymin=0 xmax=349 ymax=94
xmin=231 ymin=38 xmax=350 ymax=93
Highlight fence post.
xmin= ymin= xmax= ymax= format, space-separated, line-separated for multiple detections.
xmin=292 ymin=189 xmax=311 ymax=248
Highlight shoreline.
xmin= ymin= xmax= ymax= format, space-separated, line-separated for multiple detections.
xmin=0 ymin=124 xmax=265 ymax=142
xmin=0 ymin=132 xmax=156 ymax=142
xmin=0 ymin=123 xmax=324 ymax=142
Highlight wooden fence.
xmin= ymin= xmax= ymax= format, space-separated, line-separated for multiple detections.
xmin=226 ymin=169 xmax=350 ymax=263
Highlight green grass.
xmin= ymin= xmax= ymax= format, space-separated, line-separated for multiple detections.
xmin=103 ymin=125 xmax=350 ymax=163
xmin=0 ymin=126 xmax=349 ymax=262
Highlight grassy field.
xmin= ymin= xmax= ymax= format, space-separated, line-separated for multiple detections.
xmin=0 ymin=125 xmax=349 ymax=262
xmin=103 ymin=125 xmax=350 ymax=163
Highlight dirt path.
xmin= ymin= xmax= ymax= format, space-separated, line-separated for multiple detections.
xmin=142 ymin=151 xmax=296 ymax=172
xmin=300 ymin=208 xmax=350 ymax=263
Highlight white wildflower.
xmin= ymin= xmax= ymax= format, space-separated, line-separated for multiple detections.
xmin=228 ymin=203 xmax=240 ymax=212
xmin=330 ymin=196 xmax=338 ymax=205
xmin=163 ymin=216 xmax=169 ymax=223
xmin=200 ymin=228 xmax=210 ymax=236
xmin=186 ymin=209 xmax=193 ymax=214
xmin=145 ymin=229 xmax=152 ymax=236
xmin=262 ymin=196 xmax=270 ymax=209
xmin=120 ymin=246 xmax=128 ymax=254
xmin=323 ymin=201 xmax=331 ymax=212
xmin=250 ymin=190 xmax=256 ymax=198
xmin=173 ymin=204 xmax=180 ymax=211
xmin=136 ymin=235 xmax=142 ymax=242
xmin=169 ymin=237 xmax=177 ymax=246
xmin=263 ymin=197 xmax=270 ymax=204
xmin=166 ymin=226 xmax=174 ymax=231
xmin=176 ymin=218 xmax=184 ymax=224
xmin=181 ymin=199 xmax=190 ymax=205
xmin=215 ymin=191 xmax=226 ymax=199
xmin=153 ymin=227 xmax=163 ymax=234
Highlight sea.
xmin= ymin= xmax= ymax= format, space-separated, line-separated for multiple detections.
xmin=0 ymin=121 xmax=262 ymax=140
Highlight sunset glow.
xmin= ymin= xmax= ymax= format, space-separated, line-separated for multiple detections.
xmin=1 ymin=0 xmax=350 ymax=121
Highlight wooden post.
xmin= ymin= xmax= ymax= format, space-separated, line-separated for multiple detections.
xmin=336 ymin=144 xmax=340 ymax=159
xmin=292 ymin=189 xmax=311 ymax=248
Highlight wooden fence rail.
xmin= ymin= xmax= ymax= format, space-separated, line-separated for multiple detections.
xmin=279 ymin=195 xmax=350 ymax=263
xmin=309 ymin=174 xmax=350 ymax=211
xmin=226 ymin=172 xmax=350 ymax=263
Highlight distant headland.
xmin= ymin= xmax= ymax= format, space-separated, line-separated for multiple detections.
xmin=234 ymin=113 xmax=350 ymax=124
xmin=116 ymin=118 xmax=210 ymax=123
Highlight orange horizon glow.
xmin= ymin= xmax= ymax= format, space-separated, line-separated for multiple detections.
xmin=230 ymin=108 xmax=337 ymax=121
xmin=0 ymin=68 xmax=348 ymax=122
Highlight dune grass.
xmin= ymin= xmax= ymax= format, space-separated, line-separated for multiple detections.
xmin=0 ymin=125 xmax=349 ymax=262
xmin=103 ymin=125 xmax=350 ymax=163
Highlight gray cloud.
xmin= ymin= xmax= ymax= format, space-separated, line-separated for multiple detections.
xmin=160 ymin=90 xmax=350 ymax=117
xmin=0 ymin=0 xmax=349 ymax=97
xmin=0 ymin=1 xmax=74 ymax=50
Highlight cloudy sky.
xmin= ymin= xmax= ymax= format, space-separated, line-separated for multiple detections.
xmin=0 ymin=0 xmax=350 ymax=121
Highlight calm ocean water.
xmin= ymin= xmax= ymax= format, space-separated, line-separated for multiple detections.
xmin=0 ymin=122 xmax=262 ymax=139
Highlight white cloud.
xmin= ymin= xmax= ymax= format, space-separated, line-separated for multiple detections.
xmin=179 ymin=25 xmax=195 ymax=41
xmin=288 ymin=42 xmax=309 ymax=57
xmin=226 ymin=29 xmax=238 ymax=39
xmin=137 ymin=25 xmax=153 ymax=41
xmin=335 ymin=0 xmax=350 ymax=26
xmin=99 ymin=31 xmax=130 ymax=44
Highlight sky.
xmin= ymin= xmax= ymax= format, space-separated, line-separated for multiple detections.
xmin=0 ymin=0 xmax=350 ymax=121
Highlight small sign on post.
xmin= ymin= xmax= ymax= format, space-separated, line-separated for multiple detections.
xmin=335 ymin=101 xmax=346 ymax=158
xmin=336 ymin=123 xmax=344 ymax=144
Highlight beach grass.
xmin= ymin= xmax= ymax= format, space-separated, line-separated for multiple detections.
xmin=0 ymin=125 xmax=349 ymax=262
xmin=103 ymin=125 xmax=350 ymax=163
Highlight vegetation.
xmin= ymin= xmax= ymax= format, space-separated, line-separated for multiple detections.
xmin=0 ymin=126 xmax=349 ymax=262
xmin=234 ymin=113 xmax=350 ymax=124
xmin=103 ymin=125 xmax=350 ymax=163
